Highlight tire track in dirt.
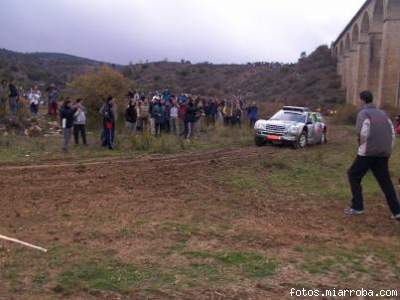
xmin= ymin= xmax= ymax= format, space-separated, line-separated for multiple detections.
xmin=0 ymin=147 xmax=275 ymax=172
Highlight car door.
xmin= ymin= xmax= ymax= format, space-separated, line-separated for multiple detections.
xmin=313 ymin=113 xmax=324 ymax=142
xmin=305 ymin=113 xmax=316 ymax=143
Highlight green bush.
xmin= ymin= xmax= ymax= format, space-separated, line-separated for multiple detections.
xmin=176 ymin=70 xmax=189 ymax=77
xmin=69 ymin=66 xmax=131 ymax=117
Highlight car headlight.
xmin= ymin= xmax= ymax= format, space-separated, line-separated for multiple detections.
xmin=254 ymin=122 xmax=265 ymax=130
xmin=288 ymin=125 xmax=300 ymax=135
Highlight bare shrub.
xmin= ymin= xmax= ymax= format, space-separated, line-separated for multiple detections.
xmin=334 ymin=104 xmax=358 ymax=125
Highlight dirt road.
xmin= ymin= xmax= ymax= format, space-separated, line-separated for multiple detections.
xmin=1 ymin=134 xmax=400 ymax=299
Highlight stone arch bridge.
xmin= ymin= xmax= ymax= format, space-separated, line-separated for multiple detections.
xmin=332 ymin=0 xmax=400 ymax=107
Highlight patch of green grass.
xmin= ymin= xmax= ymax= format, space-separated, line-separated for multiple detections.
xmin=32 ymin=272 xmax=48 ymax=288
xmin=176 ymin=263 xmax=220 ymax=282
xmin=160 ymin=222 xmax=197 ymax=241
xmin=256 ymin=129 xmax=400 ymax=202
xmin=302 ymin=258 xmax=336 ymax=274
xmin=230 ymin=175 xmax=261 ymax=191
xmin=57 ymin=260 xmax=143 ymax=293
xmin=0 ymin=123 xmax=254 ymax=164
xmin=183 ymin=251 xmax=278 ymax=278
xmin=216 ymin=171 xmax=267 ymax=194
xmin=159 ymin=222 xmax=199 ymax=254
xmin=296 ymin=245 xmax=385 ymax=278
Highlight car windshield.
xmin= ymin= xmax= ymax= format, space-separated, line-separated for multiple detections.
xmin=270 ymin=110 xmax=306 ymax=123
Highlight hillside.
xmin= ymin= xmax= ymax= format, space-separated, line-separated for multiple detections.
xmin=0 ymin=46 xmax=344 ymax=108
xmin=0 ymin=49 xmax=109 ymax=88
xmin=123 ymin=45 xmax=344 ymax=108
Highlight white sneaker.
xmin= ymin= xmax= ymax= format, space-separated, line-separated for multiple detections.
xmin=392 ymin=214 xmax=400 ymax=221
xmin=344 ymin=208 xmax=364 ymax=216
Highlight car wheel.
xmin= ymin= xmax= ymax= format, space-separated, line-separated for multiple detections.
xmin=293 ymin=132 xmax=307 ymax=149
xmin=255 ymin=136 xmax=266 ymax=147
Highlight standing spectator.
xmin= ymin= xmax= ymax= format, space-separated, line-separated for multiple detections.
xmin=8 ymin=79 xmax=19 ymax=117
xmin=206 ymin=98 xmax=217 ymax=126
xmin=178 ymin=100 xmax=187 ymax=136
xmin=0 ymin=80 xmax=8 ymax=120
xmin=149 ymin=97 xmax=158 ymax=135
xmin=204 ymin=99 xmax=211 ymax=127
xmin=216 ymin=101 xmax=224 ymax=126
xmin=60 ymin=99 xmax=77 ymax=152
xmin=247 ymin=101 xmax=259 ymax=128
xmin=125 ymin=99 xmax=137 ymax=134
xmin=163 ymin=100 xmax=171 ymax=132
xmin=73 ymin=98 xmax=87 ymax=145
xmin=233 ymin=102 xmax=242 ymax=127
xmin=152 ymin=100 xmax=164 ymax=136
xmin=28 ymin=86 xmax=41 ymax=116
xmin=223 ymin=101 xmax=233 ymax=126
xmin=185 ymin=99 xmax=197 ymax=139
xmin=194 ymin=98 xmax=203 ymax=136
xmin=133 ymin=91 xmax=140 ymax=101
xmin=100 ymin=96 xmax=116 ymax=150
xmin=138 ymin=97 xmax=150 ymax=132
xmin=345 ymin=91 xmax=400 ymax=221
xmin=48 ymin=84 xmax=59 ymax=117
xmin=170 ymin=101 xmax=179 ymax=135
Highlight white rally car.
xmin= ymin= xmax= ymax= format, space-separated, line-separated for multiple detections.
xmin=254 ymin=106 xmax=327 ymax=149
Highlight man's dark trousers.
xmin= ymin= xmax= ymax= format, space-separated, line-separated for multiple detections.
xmin=73 ymin=124 xmax=87 ymax=145
xmin=348 ymin=156 xmax=400 ymax=215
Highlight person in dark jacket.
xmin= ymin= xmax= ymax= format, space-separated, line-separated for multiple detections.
xmin=8 ymin=80 xmax=19 ymax=116
xmin=125 ymin=99 xmax=137 ymax=134
xmin=100 ymin=96 xmax=116 ymax=150
xmin=152 ymin=100 xmax=164 ymax=136
xmin=232 ymin=102 xmax=242 ymax=127
xmin=346 ymin=91 xmax=400 ymax=221
xmin=247 ymin=101 xmax=259 ymax=128
xmin=185 ymin=99 xmax=197 ymax=139
xmin=0 ymin=80 xmax=7 ymax=120
xmin=60 ymin=98 xmax=77 ymax=152
xmin=163 ymin=100 xmax=171 ymax=132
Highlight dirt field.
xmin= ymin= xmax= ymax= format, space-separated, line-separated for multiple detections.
xmin=1 ymin=125 xmax=400 ymax=300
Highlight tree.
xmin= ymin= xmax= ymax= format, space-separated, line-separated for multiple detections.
xmin=69 ymin=66 xmax=131 ymax=113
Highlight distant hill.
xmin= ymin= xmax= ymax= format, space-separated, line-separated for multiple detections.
xmin=0 ymin=49 xmax=114 ymax=88
xmin=122 ymin=45 xmax=344 ymax=108
xmin=0 ymin=46 xmax=344 ymax=108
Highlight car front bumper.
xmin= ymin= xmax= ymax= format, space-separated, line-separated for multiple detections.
xmin=255 ymin=131 xmax=298 ymax=143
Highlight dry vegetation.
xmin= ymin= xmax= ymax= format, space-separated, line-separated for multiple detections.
xmin=0 ymin=45 xmax=344 ymax=110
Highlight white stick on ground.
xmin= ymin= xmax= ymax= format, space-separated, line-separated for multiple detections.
xmin=0 ymin=234 xmax=47 ymax=253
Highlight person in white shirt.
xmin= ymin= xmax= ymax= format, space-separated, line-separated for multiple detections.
xmin=170 ymin=101 xmax=179 ymax=135
xmin=73 ymin=98 xmax=87 ymax=145
xmin=28 ymin=86 xmax=41 ymax=116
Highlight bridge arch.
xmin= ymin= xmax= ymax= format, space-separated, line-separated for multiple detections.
xmin=372 ymin=0 xmax=384 ymax=31
xmin=360 ymin=12 xmax=370 ymax=41
xmin=352 ymin=24 xmax=360 ymax=47
xmin=339 ymin=41 xmax=344 ymax=56
xmin=385 ymin=0 xmax=400 ymax=19
xmin=333 ymin=0 xmax=400 ymax=107
xmin=345 ymin=33 xmax=351 ymax=51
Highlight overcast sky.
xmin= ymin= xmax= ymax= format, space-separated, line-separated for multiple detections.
xmin=0 ymin=0 xmax=365 ymax=65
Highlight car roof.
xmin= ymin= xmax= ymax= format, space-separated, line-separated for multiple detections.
xmin=282 ymin=106 xmax=310 ymax=113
